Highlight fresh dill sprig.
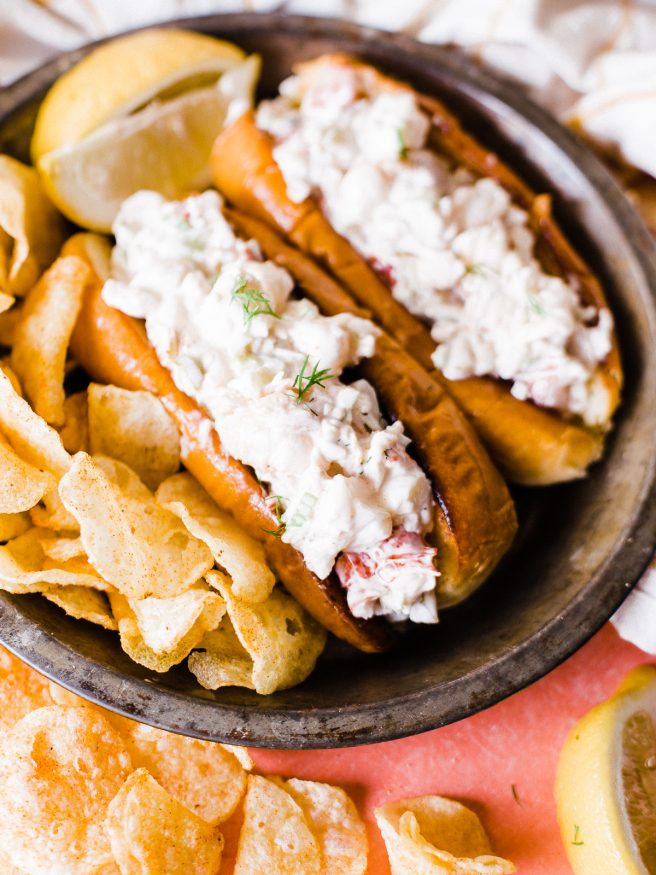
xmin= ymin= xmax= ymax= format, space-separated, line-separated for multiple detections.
xmin=527 ymin=290 xmax=546 ymax=317
xmin=571 ymin=825 xmax=584 ymax=846
xmin=262 ymin=495 xmax=286 ymax=538
xmin=292 ymin=355 xmax=334 ymax=404
xmin=397 ymin=128 xmax=409 ymax=160
xmin=231 ymin=277 xmax=281 ymax=327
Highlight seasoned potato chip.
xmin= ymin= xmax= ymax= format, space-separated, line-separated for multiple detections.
xmin=30 ymin=486 xmax=80 ymax=533
xmin=0 ymin=360 xmax=22 ymax=394
xmin=11 ymin=256 xmax=90 ymax=425
xmin=277 ymin=778 xmax=368 ymax=875
xmin=193 ymin=571 xmax=326 ymax=695
xmin=59 ymin=391 xmax=89 ymax=454
xmin=235 ymin=775 xmax=321 ymax=874
xmin=0 ymin=705 xmax=132 ymax=874
xmin=0 ymin=645 xmax=52 ymax=731
xmin=188 ymin=619 xmax=257 ymax=691
xmin=129 ymin=587 xmax=225 ymax=654
xmin=0 ymin=368 xmax=71 ymax=476
xmin=39 ymin=533 xmax=85 ymax=562
xmin=0 ymin=511 xmax=31 ymax=542
xmin=0 ymin=303 xmax=20 ymax=348
xmin=41 ymin=584 xmax=117 ymax=630
xmin=0 ymin=527 xmax=108 ymax=593
xmin=88 ymin=384 xmax=180 ymax=489
xmin=0 ymin=291 xmax=13 ymax=313
xmin=0 ymin=155 xmax=67 ymax=298
xmin=374 ymin=796 xmax=516 ymax=875
xmin=0 ymin=432 xmax=51 ymax=514
xmin=59 ymin=454 xmax=213 ymax=599
xmin=110 ymin=589 xmax=223 ymax=672
xmin=158 ymin=473 xmax=275 ymax=604
xmin=106 ymin=768 xmax=224 ymax=875
xmin=125 ymin=723 xmax=249 ymax=824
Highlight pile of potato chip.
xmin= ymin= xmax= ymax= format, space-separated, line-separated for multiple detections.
xmin=0 ymin=153 xmax=326 ymax=695
xmin=0 ymin=644 xmax=515 ymax=874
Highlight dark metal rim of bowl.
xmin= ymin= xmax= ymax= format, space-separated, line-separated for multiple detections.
xmin=0 ymin=13 xmax=655 ymax=749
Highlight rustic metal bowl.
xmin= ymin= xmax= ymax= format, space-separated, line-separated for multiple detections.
xmin=1 ymin=13 xmax=655 ymax=749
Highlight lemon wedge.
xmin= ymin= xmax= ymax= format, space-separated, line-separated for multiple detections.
xmin=31 ymin=28 xmax=246 ymax=161
xmin=555 ymin=664 xmax=656 ymax=874
xmin=35 ymin=54 xmax=259 ymax=232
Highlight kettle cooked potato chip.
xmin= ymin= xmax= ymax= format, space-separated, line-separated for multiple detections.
xmin=0 ymin=368 xmax=71 ymax=477
xmin=105 ymin=768 xmax=225 ymax=875
xmin=157 ymin=472 xmax=275 ymax=603
xmin=235 ymin=774 xmax=321 ymax=875
xmin=276 ymin=777 xmax=368 ymax=875
xmin=59 ymin=454 xmax=213 ymax=599
xmin=190 ymin=570 xmax=326 ymax=695
xmin=88 ymin=383 xmax=180 ymax=489
xmin=375 ymin=795 xmax=516 ymax=875
xmin=0 ymin=705 xmax=132 ymax=874
xmin=0 ymin=155 xmax=67 ymax=298
xmin=0 ymin=432 xmax=51 ymax=514
xmin=10 ymin=255 xmax=90 ymax=425
xmin=124 ymin=723 xmax=250 ymax=825
xmin=110 ymin=589 xmax=224 ymax=673
xmin=0 ymin=646 xmax=52 ymax=731
xmin=41 ymin=584 xmax=117 ymax=630
xmin=0 ymin=527 xmax=109 ymax=593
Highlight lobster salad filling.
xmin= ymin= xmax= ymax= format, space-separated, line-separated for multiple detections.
xmin=256 ymin=64 xmax=614 ymax=427
xmin=103 ymin=190 xmax=439 ymax=623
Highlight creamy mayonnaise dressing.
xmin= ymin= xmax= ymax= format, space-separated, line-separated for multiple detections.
xmin=256 ymin=65 xmax=614 ymax=426
xmin=103 ymin=190 xmax=438 ymax=622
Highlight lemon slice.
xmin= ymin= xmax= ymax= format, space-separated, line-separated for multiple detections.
xmin=31 ymin=28 xmax=246 ymax=161
xmin=555 ymin=665 xmax=656 ymax=874
xmin=36 ymin=56 xmax=259 ymax=232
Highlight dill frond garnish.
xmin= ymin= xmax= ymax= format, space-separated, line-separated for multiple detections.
xmin=231 ymin=277 xmax=281 ymax=327
xmin=292 ymin=355 xmax=334 ymax=404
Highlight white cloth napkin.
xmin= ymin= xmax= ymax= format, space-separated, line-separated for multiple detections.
xmin=2 ymin=0 xmax=655 ymax=651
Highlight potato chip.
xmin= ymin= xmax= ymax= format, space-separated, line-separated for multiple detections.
xmin=235 ymin=774 xmax=321 ymax=874
xmin=277 ymin=778 xmax=368 ymax=875
xmin=0 ymin=511 xmax=31 ymax=542
xmin=193 ymin=571 xmax=326 ymax=695
xmin=0 ymin=645 xmax=52 ymax=731
xmin=39 ymin=533 xmax=85 ymax=562
xmin=106 ymin=768 xmax=224 ymax=875
xmin=157 ymin=473 xmax=275 ymax=604
xmin=0 ymin=704 xmax=132 ymax=874
xmin=0 ymin=291 xmax=14 ymax=313
xmin=59 ymin=454 xmax=213 ymax=599
xmin=88 ymin=384 xmax=181 ymax=489
xmin=59 ymin=391 xmax=89 ymax=454
xmin=188 ymin=619 xmax=257 ymax=691
xmin=46 ymin=681 xmax=136 ymax=737
xmin=0 ymin=155 xmax=67 ymax=298
xmin=0 ymin=359 xmax=22 ymax=394
xmin=124 ymin=723 xmax=249 ymax=824
xmin=0 ymin=368 xmax=71 ymax=477
xmin=129 ymin=587 xmax=225 ymax=655
xmin=222 ymin=744 xmax=254 ymax=770
xmin=0 ymin=527 xmax=109 ymax=593
xmin=374 ymin=796 xmax=516 ymax=875
xmin=0 ymin=431 xmax=51 ymax=513
xmin=11 ymin=255 xmax=91 ymax=425
xmin=41 ymin=584 xmax=117 ymax=630
xmin=0 ymin=303 xmax=20 ymax=348
xmin=30 ymin=486 xmax=80 ymax=533
xmin=110 ymin=589 xmax=223 ymax=673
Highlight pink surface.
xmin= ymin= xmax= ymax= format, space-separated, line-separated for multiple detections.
xmin=221 ymin=623 xmax=651 ymax=874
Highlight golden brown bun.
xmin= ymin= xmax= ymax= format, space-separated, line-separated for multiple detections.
xmin=65 ymin=233 xmax=396 ymax=653
xmin=226 ymin=209 xmax=517 ymax=605
xmin=210 ymin=60 xmax=622 ymax=486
